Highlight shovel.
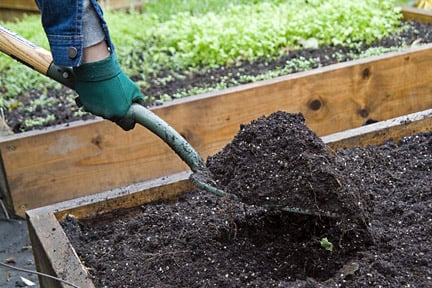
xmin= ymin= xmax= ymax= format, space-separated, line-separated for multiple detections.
xmin=0 ymin=26 xmax=335 ymax=218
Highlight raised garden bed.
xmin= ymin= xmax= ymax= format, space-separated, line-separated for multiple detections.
xmin=26 ymin=108 xmax=432 ymax=287
xmin=2 ymin=7 xmax=432 ymax=217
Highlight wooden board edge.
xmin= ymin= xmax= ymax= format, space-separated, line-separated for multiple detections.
xmin=26 ymin=212 xmax=95 ymax=288
xmin=0 ymin=0 xmax=38 ymax=11
xmin=0 ymin=118 xmax=103 ymax=143
xmin=27 ymin=171 xmax=194 ymax=220
xmin=401 ymin=6 xmax=432 ymax=23
xmin=323 ymin=108 xmax=432 ymax=149
xmin=0 ymin=151 xmax=12 ymax=211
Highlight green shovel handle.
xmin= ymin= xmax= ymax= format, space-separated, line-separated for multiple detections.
xmin=125 ymin=104 xmax=237 ymax=200
xmin=125 ymin=103 xmax=206 ymax=172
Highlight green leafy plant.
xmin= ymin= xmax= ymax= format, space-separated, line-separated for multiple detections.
xmin=142 ymin=0 xmax=284 ymax=21
xmin=141 ymin=0 xmax=401 ymax=70
xmin=320 ymin=237 xmax=334 ymax=252
xmin=0 ymin=15 xmax=57 ymax=107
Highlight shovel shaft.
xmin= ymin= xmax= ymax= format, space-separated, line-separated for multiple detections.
xmin=126 ymin=103 xmax=206 ymax=172
xmin=0 ymin=25 xmax=51 ymax=75
xmin=126 ymin=104 xmax=236 ymax=199
xmin=0 ymin=25 xmax=75 ymax=89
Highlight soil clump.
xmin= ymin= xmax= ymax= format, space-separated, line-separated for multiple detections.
xmin=207 ymin=112 xmax=371 ymax=248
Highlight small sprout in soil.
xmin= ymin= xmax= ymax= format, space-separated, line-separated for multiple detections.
xmin=320 ymin=237 xmax=334 ymax=252
xmin=24 ymin=114 xmax=56 ymax=129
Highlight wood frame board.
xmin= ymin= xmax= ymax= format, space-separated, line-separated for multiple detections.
xmin=26 ymin=108 xmax=432 ymax=288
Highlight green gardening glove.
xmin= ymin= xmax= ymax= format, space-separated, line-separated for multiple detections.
xmin=73 ymin=52 xmax=145 ymax=130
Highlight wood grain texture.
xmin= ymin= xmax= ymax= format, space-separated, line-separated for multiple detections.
xmin=0 ymin=26 xmax=52 ymax=75
xmin=324 ymin=108 xmax=432 ymax=149
xmin=0 ymin=0 xmax=38 ymax=11
xmin=401 ymin=6 xmax=432 ymax=23
xmin=0 ymin=1 xmax=143 ymax=21
xmin=27 ymin=212 xmax=96 ymax=288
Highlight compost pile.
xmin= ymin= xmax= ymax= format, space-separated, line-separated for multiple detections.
xmin=207 ymin=112 xmax=366 ymax=217
xmin=62 ymin=111 xmax=432 ymax=288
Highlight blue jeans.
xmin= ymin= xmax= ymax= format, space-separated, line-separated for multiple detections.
xmin=34 ymin=0 xmax=114 ymax=67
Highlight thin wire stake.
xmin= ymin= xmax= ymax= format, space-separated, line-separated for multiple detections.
xmin=0 ymin=262 xmax=81 ymax=288
xmin=0 ymin=198 xmax=10 ymax=220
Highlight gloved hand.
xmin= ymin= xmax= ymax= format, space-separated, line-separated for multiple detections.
xmin=73 ymin=52 xmax=145 ymax=130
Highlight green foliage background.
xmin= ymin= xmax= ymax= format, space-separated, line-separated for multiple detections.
xmin=0 ymin=0 xmax=402 ymax=109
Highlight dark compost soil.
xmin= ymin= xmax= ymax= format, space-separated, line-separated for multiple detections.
xmin=5 ymin=20 xmax=432 ymax=133
xmin=61 ymin=111 xmax=432 ymax=288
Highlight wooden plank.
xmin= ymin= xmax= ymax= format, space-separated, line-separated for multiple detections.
xmin=0 ymin=0 xmax=38 ymax=11
xmin=0 ymin=10 xmax=36 ymax=22
xmin=323 ymin=108 xmax=432 ymax=149
xmin=401 ymin=6 xmax=432 ymax=23
xmin=28 ymin=171 xmax=193 ymax=221
xmin=27 ymin=212 xmax=96 ymax=288
xmin=0 ymin=152 xmax=12 ymax=210
xmin=54 ymin=172 xmax=194 ymax=221
xmin=0 ymin=119 xmax=194 ymax=217
xmin=2 ymin=43 xmax=432 ymax=217
xmin=0 ymin=0 xmax=143 ymax=21
xmin=26 ymin=108 xmax=432 ymax=287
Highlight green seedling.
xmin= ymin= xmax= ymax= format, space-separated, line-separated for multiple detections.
xmin=320 ymin=237 xmax=334 ymax=252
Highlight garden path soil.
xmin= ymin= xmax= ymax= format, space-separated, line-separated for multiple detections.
xmin=62 ymin=111 xmax=432 ymax=288
xmin=5 ymin=20 xmax=432 ymax=133
xmin=0 ymin=218 xmax=39 ymax=288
